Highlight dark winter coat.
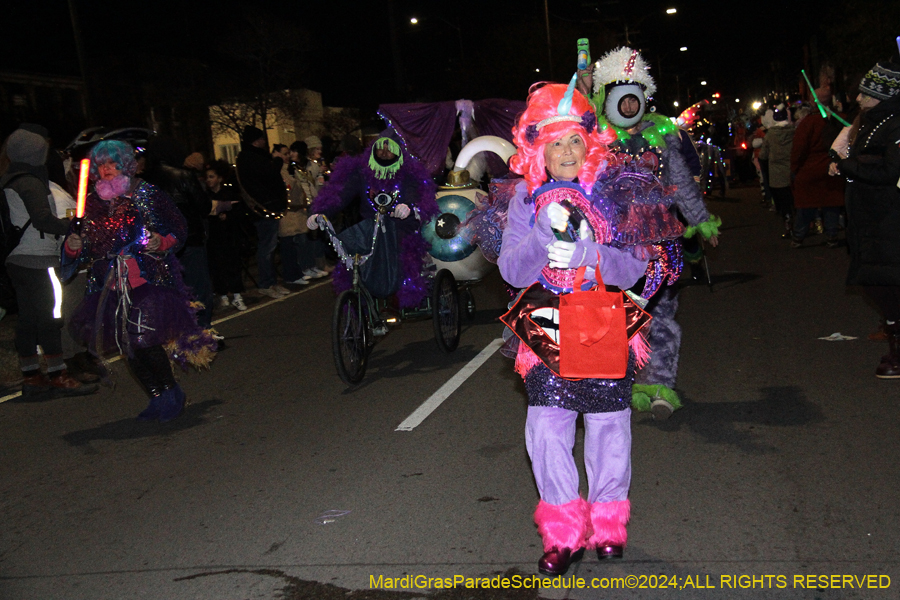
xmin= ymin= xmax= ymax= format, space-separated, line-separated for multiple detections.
xmin=235 ymin=143 xmax=287 ymax=215
xmin=840 ymin=98 xmax=900 ymax=286
xmin=790 ymin=114 xmax=845 ymax=209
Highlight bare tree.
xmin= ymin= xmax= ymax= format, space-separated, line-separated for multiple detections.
xmin=207 ymin=10 xmax=311 ymax=137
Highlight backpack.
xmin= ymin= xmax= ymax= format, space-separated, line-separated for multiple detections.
xmin=0 ymin=174 xmax=33 ymax=263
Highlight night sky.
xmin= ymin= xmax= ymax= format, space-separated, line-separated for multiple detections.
xmin=3 ymin=1 xmax=898 ymax=116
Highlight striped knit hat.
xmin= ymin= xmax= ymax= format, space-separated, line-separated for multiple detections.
xmin=859 ymin=61 xmax=900 ymax=101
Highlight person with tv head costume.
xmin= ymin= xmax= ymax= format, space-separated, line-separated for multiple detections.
xmin=580 ymin=47 xmax=721 ymax=419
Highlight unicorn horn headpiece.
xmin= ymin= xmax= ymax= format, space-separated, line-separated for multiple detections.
xmin=524 ymin=74 xmax=597 ymax=145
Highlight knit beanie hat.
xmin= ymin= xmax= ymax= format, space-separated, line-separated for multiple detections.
xmin=859 ymin=61 xmax=900 ymax=101
xmin=242 ymin=125 xmax=266 ymax=144
xmin=303 ymin=135 xmax=322 ymax=149
xmin=5 ymin=127 xmax=49 ymax=166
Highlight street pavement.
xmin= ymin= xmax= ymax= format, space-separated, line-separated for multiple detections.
xmin=1 ymin=185 xmax=898 ymax=600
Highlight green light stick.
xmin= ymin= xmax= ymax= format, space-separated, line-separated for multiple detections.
xmin=801 ymin=69 xmax=851 ymax=127
xmin=801 ymin=69 xmax=828 ymax=119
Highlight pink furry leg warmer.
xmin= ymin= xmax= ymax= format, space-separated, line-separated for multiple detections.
xmin=534 ymin=498 xmax=590 ymax=552
xmin=587 ymin=499 xmax=631 ymax=548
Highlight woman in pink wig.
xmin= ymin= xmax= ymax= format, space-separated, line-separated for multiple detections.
xmin=499 ymin=77 xmax=649 ymax=575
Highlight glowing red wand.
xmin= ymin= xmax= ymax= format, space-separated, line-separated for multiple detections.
xmin=74 ymin=158 xmax=90 ymax=231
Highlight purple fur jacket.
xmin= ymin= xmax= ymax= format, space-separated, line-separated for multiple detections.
xmin=498 ymin=180 xmax=648 ymax=291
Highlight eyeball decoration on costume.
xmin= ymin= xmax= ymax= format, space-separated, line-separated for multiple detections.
xmin=422 ymin=194 xmax=478 ymax=262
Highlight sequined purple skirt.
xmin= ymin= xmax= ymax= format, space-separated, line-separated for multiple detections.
xmin=69 ymin=284 xmax=204 ymax=357
xmin=524 ymin=353 xmax=636 ymax=414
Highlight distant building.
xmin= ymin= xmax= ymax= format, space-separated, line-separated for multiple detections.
xmin=0 ymin=71 xmax=88 ymax=141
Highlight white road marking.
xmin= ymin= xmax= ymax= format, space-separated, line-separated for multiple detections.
xmin=0 ymin=281 xmax=330 ymax=404
xmin=395 ymin=337 xmax=503 ymax=432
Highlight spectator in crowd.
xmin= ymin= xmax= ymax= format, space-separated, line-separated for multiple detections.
xmin=790 ymin=110 xmax=845 ymax=248
xmin=141 ymin=138 xmax=215 ymax=328
xmin=830 ymin=60 xmax=900 ymax=378
xmin=235 ymin=126 xmax=290 ymax=298
xmin=0 ymin=124 xmax=98 ymax=398
xmin=46 ymin=150 xmax=102 ymax=383
xmin=277 ymin=145 xmax=312 ymax=285
xmin=303 ymin=135 xmax=330 ymax=277
xmin=759 ymin=103 xmax=796 ymax=238
xmin=206 ymin=160 xmax=248 ymax=310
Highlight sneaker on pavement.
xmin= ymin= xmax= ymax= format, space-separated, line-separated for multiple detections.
xmin=312 ymin=268 xmax=329 ymax=278
xmin=232 ymin=296 xmax=247 ymax=311
xmin=288 ymin=278 xmax=310 ymax=285
xmin=219 ymin=295 xmax=231 ymax=309
xmin=273 ymin=284 xmax=291 ymax=296
xmin=259 ymin=287 xmax=283 ymax=299
xmin=302 ymin=268 xmax=324 ymax=279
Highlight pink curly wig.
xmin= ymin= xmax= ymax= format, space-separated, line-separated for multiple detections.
xmin=510 ymin=82 xmax=616 ymax=194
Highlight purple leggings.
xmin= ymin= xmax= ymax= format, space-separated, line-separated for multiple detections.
xmin=525 ymin=405 xmax=631 ymax=505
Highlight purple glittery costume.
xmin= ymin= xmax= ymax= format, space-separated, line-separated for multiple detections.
xmin=499 ymin=179 xmax=647 ymax=514
xmin=63 ymin=181 xmax=213 ymax=363
xmin=498 ymin=180 xmax=647 ymax=414
xmin=311 ymin=144 xmax=439 ymax=308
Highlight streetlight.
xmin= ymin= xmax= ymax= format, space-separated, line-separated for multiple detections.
xmin=666 ymin=8 xmax=677 ymax=14
xmin=680 ymin=46 xmax=688 ymax=52
xmin=700 ymin=80 xmax=707 ymax=86
xmin=673 ymin=101 xmax=680 ymax=107
xmin=409 ymin=15 xmax=464 ymax=62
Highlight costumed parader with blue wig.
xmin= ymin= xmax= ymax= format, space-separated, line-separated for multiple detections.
xmin=578 ymin=47 xmax=722 ymax=419
xmin=62 ymin=140 xmax=217 ymax=423
xmin=498 ymin=76 xmax=653 ymax=576
xmin=306 ymin=133 xmax=439 ymax=308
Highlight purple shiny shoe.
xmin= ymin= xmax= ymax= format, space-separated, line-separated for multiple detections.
xmin=158 ymin=385 xmax=186 ymax=423
xmin=538 ymin=547 xmax=583 ymax=577
xmin=136 ymin=393 xmax=163 ymax=422
xmin=597 ymin=544 xmax=624 ymax=560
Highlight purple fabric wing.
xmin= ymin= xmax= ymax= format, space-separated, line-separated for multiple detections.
xmin=378 ymin=102 xmax=458 ymax=177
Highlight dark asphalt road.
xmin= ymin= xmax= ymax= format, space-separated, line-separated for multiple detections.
xmin=1 ymin=185 xmax=898 ymax=600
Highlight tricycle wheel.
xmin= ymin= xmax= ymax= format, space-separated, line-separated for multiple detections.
xmin=432 ymin=269 xmax=460 ymax=353
xmin=332 ymin=290 xmax=369 ymax=385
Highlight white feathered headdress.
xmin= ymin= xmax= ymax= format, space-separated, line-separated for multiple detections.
xmin=592 ymin=47 xmax=657 ymax=98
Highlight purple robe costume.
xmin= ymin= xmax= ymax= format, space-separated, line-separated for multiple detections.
xmin=311 ymin=146 xmax=439 ymax=308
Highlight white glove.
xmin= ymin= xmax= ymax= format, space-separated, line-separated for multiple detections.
xmin=307 ymin=214 xmax=322 ymax=230
xmin=392 ymin=203 xmax=411 ymax=219
xmin=547 ymin=220 xmax=594 ymax=268
xmin=537 ymin=202 xmax=570 ymax=234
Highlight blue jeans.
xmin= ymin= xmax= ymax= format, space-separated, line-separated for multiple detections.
xmin=279 ymin=234 xmax=316 ymax=282
xmin=254 ymin=218 xmax=280 ymax=289
xmin=793 ymin=206 xmax=841 ymax=240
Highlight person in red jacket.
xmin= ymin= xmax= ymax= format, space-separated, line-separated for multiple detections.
xmin=789 ymin=112 xmax=845 ymax=248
